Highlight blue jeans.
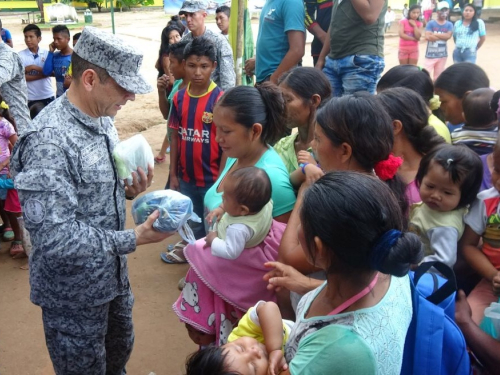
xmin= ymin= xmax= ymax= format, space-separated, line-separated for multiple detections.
xmin=453 ymin=48 xmax=477 ymax=64
xmin=179 ymin=179 xmax=210 ymax=240
xmin=322 ymin=55 xmax=385 ymax=97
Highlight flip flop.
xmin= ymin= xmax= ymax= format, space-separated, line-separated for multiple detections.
xmin=2 ymin=227 xmax=14 ymax=241
xmin=160 ymin=250 xmax=187 ymax=264
xmin=10 ymin=241 xmax=27 ymax=258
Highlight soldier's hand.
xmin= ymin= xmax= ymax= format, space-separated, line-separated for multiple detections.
xmin=134 ymin=210 xmax=171 ymax=246
xmin=124 ymin=165 xmax=154 ymax=198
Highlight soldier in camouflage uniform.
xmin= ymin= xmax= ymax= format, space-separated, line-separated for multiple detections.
xmin=11 ymin=27 xmax=171 ymax=375
xmin=0 ymin=39 xmax=32 ymax=136
xmin=179 ymin=0 xmax=236 ymax=91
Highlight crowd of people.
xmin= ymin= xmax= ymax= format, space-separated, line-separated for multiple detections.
xmin=397 ymin=1 xmax=487 ymax=70
xmin=1 ymin=0 xmax=500 ymax=373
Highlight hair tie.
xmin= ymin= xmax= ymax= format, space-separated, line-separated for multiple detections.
xmin=0 ymin=101 xmax=8 ymax=110
xmin=370 ymin=229 xmax=402 ymax=270
xmin=374 ymin=154 xmax=403 ymax=181
xmin=429 ymin=95 xmax=441 ymax=111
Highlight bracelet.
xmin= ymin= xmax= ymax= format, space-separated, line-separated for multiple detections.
xmin=126 ymin=195 xmax=136 ymax=201
xmin=300 ymin=163 xmax=309 ymax=175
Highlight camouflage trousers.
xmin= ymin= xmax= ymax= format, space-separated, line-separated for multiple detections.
xmin=41 ymin=288 xmax=134 ymax=375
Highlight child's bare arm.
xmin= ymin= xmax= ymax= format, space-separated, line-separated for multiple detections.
xmin=256 ymin=301 xmax=288 ymax=375
xmin=290 ymin=168 xmax=306 ymax=189
xmin=460 ymin=225 xmax=497 ymax=281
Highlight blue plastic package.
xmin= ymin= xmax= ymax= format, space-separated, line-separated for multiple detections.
xmin=132 ymin=190 xmax=201 ymax=244
xmin=480 ymin=300 xmax=500 ymax=340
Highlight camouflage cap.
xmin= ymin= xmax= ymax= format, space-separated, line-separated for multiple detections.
xmin=179 ymin=0 xmax=208 ymax=14
xmin=73 ymin=26 xmax=153 ymax=94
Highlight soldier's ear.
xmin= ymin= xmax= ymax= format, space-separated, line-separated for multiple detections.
xmin=79 ymin=69 xmax=98 ymax=92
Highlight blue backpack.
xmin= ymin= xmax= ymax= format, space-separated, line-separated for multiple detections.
xmin=401 ymin=261 xmax=471 ymax=375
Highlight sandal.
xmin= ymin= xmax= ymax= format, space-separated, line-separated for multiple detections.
xmin=154 ymin=155 xmax=167 ymax=164
xmin=160 ymin=243 xmax=187 ymax=264
xmin=2 ymin=227 xmax=14 ymax=241
xmin=10 ymin=241 xmax=27 ymax=258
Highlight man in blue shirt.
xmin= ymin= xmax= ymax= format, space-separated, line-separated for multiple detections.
xmin=42 ymin=25 xmax=72 ymax=97
xmin=0 ymin=18 xmax=13 ymax=48
xmin=245 ymin=0 xmax=305 ymax=84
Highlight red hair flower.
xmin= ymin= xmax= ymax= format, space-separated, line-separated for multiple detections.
xmin=374 ymin=154 xmax=403 ymax=181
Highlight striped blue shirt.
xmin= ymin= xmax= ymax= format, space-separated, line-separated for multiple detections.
xmin=453 ymin=19 xmax=486 ymax=51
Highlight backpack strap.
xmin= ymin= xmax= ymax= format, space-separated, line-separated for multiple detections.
xmin=413 ymin=261 xmax=457 ymax=305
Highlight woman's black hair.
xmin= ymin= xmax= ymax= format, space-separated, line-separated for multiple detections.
xmin=316 ymin=93 xmax=393 ymax=172
xmin=435 ymin=63 xmax=490 ymax=99
xmin=378 ymin=87 xmax=445 ymax=155
xmin=157 ymin=25 xmax=182 ymax=75
xmin=278 ymin=67 xmax=332 ymax=107
xmin=407 ymin=4 xmax=421 ymax=19
xmin=216 ymin=82 xmax=286 ymax=145
xmin=160 ymin=25 xmax=182 ymax=56
xmin=462 ymin=4 xmax=479 ymax=34
xmin=168 ymin=15 xmax=186 ymax=35
xmin=300 ymin=172 xmax=423 ymax=277
xmin=316 ymin=92 xmax=409 ymax=218
xmin=185 ymin=346 xmax=240 ymax=375
xmin=377 ymin=65 xmax=434 ymax=105
xmin=415 ymin=144 xmax=483 ymax=209
xmin=0 ymin=94 xmax=18 ymax=133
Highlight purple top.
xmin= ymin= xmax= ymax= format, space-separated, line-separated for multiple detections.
xmin=406 ymin=180 xmax=421 ymax=205
xmin=480 ymin=153 xmax=492 ymax=192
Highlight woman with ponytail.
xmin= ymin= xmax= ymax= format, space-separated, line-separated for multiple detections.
xmin=280 ymin=92 xmax=408 ymax=276
xmin=265 ymin=172 xmax=423 ymax=374
xmin=173 ymin=83 xmax=296 ymax=348
xmin=378 ymin=87 xmax=446 ymax=205
xmin=204 ymin=82 xmax=296 ymax=223
xmin=377 ymin=65 xmax=451 ymax=143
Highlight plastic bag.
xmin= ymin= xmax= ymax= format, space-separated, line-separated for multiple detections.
xmin=480 ymin=300 xmax=500 ymax=340
xmin=113 ymin=134 xmax=154 ymax=183
xmin=132 ymin=190 xmax=201 ymax=244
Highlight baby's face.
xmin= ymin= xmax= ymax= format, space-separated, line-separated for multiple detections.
xmin=222 ymin=178 xmax=247 ymax=217
xmin=223 ymin=337 xmax=269 ymax=375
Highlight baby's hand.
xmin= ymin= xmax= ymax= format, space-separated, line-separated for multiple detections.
xmin=205 ymin=207 xmax=224 ymax=225
xmin=268 ymin=349 xmax=287 ymax=375
xmin=297 ymin=150 xmax=315 ymax=165
xmin=492 ymin=272 xmax=500 ymax=295
xmin=203 ymin=231 xmax=217 ymax=248
xmin=304 ymin=164 xmax=324 ymax=187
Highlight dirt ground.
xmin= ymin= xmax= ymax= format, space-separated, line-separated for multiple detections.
xmin=0 ymin=9 xmax=500 ymax=375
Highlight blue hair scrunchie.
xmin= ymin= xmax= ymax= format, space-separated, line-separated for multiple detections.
xmin=370 ymin=229 xmax=402 ymax=270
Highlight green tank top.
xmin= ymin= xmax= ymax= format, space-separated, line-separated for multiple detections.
xmin=217 ymin=201 xmax=274 ymax=248
xmin=329 ymin=0 xmax=387 ymax=59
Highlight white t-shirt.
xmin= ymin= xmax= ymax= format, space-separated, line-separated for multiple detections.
xmin=18 ymin=47 xmax=54 ymax=101
xmin=385 ymin=10 xmax=396 ymax=23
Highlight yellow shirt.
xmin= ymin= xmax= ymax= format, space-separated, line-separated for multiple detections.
xmin=428 ymin=114 xmax=451 ymax=144
xmin=228 ymin=301 xmax=291 ymax=351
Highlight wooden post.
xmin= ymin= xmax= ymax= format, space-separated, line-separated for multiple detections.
xmin=235 ymin=0 xmax=244 ymax=86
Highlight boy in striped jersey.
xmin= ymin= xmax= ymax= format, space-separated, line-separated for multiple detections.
xmin=451 ymin=88 xmax=498 ymax=156
xmin=169 ymin=37 xmax=226 ymax=240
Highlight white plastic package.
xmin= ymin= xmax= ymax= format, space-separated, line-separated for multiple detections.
xmin=132 ymin=190 xmax=201 ymax=244
xmin=113 ymin=134 xmax=154 ymax=183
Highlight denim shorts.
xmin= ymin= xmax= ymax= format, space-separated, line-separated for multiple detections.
xmin=322 ymin=54 xmax=385 ymax=97
xmin=453 ymin=48 xmax=477 ymax=64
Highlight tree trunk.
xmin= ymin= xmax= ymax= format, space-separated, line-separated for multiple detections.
xmin=36 ymin=0 xmax=45 ymax=23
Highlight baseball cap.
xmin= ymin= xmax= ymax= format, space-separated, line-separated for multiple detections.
xmin=73 ymin=26 xmax=153 ymax=95
xmin=437 ymin=1 xmax=450 ymax=10
xmin=179 ymin=0 xmax=208 ymax=14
